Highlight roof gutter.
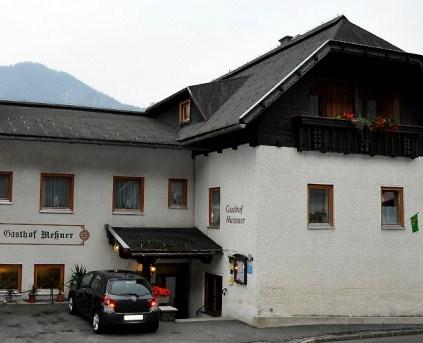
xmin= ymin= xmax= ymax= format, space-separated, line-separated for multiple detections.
xmin=0 ymin=133 xmax=207 ymax=151
xmin=238 ymin=40 xmax=330 ymax=122
xmin=179 ymin=122 xmax=247 ymax=145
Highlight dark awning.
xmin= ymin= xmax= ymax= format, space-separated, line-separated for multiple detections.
xmin=105 ymin=225 xmax=222 ymax=259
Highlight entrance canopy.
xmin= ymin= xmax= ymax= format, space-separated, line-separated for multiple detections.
xmin=105 ymin=225 xmax=222 ymax=260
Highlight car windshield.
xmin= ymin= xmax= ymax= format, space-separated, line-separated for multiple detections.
xmin=107 ymin=279 xmax=151 ymax=297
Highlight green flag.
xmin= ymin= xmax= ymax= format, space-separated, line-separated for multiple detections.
xmin=411 ymin=213 xmax=419 ymax=233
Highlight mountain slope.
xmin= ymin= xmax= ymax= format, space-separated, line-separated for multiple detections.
xmin=0 ymin=62 xmax=140 ymax=111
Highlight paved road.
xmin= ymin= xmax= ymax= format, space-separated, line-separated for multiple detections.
xmin=1 ymin=304 xmax=423 ymax=343
xmin=343 ymin=335 xmax=423 ymax=342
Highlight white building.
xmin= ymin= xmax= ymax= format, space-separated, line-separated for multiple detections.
xmin=1 ymin=15 xmax=423 ymax=327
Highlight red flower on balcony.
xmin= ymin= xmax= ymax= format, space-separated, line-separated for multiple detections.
xmin=343 ymin=112 xmax=355 ymax=121
xmin=151 ymin=285 xmax=172 ymax=297
xmin=371 ymin=116 xmax=399 ymax=133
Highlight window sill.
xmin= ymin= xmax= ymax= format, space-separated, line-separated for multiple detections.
xmin=0 ymin=200 xmax=13 ymax=205
xmin=168 ymin=206 xmax=188 ymax=210
xmin=307 ymin=224 xmax=334 ymax=230
xmin=207 ymin=225 xmax=220 ymax=230
xmin=381 ymin=224 xmax=405 ymax=230
xmin=40 ymin=209 xmax=74 ymax=214
xmin=112 ymin=210 xmax=144 ymax=216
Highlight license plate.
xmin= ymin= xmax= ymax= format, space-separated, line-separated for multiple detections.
xmin=124 ymin=315 xmax=144 ymax=321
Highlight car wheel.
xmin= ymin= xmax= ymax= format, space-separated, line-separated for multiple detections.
xmin=146 ymin=320 xmax=159 ymax=333
xmin=92 ymin=312 xmax=104 ymax=334
xmin=68 ymin=296 xmax=77 ymax=315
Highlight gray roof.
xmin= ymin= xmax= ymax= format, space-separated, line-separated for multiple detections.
xmin=0 ymin=101 xmax=178 ymax=147
xmin=107 ymin=226 xmax=222 ymax=257
xmin=160 ymin=15 xmax=419 ymax=143
xmin=0 ymin=16 xmax=418 ymax=148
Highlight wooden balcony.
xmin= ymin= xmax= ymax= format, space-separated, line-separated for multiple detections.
xmin=293 ymin=116 xmax=423 ymax=159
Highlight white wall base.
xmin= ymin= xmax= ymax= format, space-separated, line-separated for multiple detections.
xmin=255 ymin=315 xmax=423 ymax=328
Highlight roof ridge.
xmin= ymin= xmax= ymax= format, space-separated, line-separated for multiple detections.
xmin=216 ymin=15 xmax=346 ymax=81
xmin=190 ymin=75 xmax=249 ymax=89
xmin=333 ymin=19 xmax=403 ymax=51
xmin=332 ymin=15 xmax=347 ymax=40
xmin=0 ymin=99 xmax=145 ymax=116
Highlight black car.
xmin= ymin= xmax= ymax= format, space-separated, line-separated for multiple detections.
xmin=68 ymin=270 xmax=160 ymax=334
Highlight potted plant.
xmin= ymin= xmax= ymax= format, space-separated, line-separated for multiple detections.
xmin=67 ymin=264 xmax=86 ymax=288
xmin=56 ymin=283 xmax=65 ymax=302
xmin=28 ymin=284 xmax=37 ymax=303
xmin=151 ymin=285 xmax=177 ymax=321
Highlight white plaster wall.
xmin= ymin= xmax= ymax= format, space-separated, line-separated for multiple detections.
xmin=256 ymin=146 xmax=423 ymax=319
xmin=0 ymin=140 xmax=194 ymax=293
xmin=192 ymin=144 xmax=259 ymax=325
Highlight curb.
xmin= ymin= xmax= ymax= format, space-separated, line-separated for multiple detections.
xmin=295 ymin=329 xmax=423 ymax=342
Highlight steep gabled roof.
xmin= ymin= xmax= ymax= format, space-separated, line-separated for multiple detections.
xmin=332 ymin=18 xmax=402 ymax=51
xmin=162 ymin=16 xmax=420 ymax=143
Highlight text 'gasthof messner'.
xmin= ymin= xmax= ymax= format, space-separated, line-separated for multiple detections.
xmin=225 ymin=205 xmax=246 ymax=224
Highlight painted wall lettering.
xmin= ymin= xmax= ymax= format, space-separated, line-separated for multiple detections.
xmin=0 ymin=223 xmax=89 ymax=246
xmin=225 ymin=204 xmax=246 ymax=224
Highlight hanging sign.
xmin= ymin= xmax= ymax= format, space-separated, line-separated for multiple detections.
xmin=0 ymin=223 xmax=89 ymax=246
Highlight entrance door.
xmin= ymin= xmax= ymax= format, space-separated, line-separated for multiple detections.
xmin=204 ymin=273 xmax=222 ymax=317
xmin=155 ymin=264 xmax=189 ymax=318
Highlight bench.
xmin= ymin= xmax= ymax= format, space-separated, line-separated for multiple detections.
xmin=0 ymin=289 xmax=24 ymax=303
xmin=34 ymin=289 xmax=60 ymax=302
xmin=159 ymin=305 xmax=178 ymax=321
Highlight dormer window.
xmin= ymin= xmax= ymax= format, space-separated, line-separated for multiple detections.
xmin=179 ymin=100 xmax=191 ymax=125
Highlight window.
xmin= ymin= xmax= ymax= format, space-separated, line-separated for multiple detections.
xmin=179 ymin=100 xmax=191 ymax=124
xmin=80 ymin=273 xmax=94 ymax=288
xmin=0 ymin=172 xmax=13 ymax=203
xmin=34 ymin=264 xmax=64 ymax=291
xmin=358 ymin=87 xmax=400 ymax=122
xmin=209 ymin=187 xmax=220 ymax=228
xmin=311 ymin=81 xmax=354 ymax=118
xmin=381 ymin=187 xmax=404 ymax=226
xmin=90 ymin=274 xmax=103 ymax=291
xmin=107 ymin=279 xmax=151 ymax=297
xmin=40 ymin=174 xmax=74 ymax=211
xmin=311 ymin=81 xmax=400 ymax=123
xmin=308 ymin=184 xmax=334 ymax=227
xmin=168 ymin=179 xmax=188 ymax=208
xmin=0 ymin=264 xmax=22 ymax=291
xmin=113 ymin=176 xmax=144 ymax=213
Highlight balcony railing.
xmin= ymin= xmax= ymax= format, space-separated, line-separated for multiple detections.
xmin=293 ymin=116 xmax=423 ymax=159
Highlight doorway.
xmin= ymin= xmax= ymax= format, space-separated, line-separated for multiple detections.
xmin=204 ymin=273 xmax=222 ymax=317
xmin=155 ymin=263 xmax=189 ymax=318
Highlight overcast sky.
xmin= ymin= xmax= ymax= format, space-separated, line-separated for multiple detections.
xmin=0 ymin=0 xmax=422 ymax=108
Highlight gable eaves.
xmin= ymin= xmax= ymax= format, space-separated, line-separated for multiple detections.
xmin=146 ymin=87 xmax=189 ymax=113
xmin=239 ymin=40 xmax=423 ymax=125
xmin=239 ymin=40 xmax=331 ymax=123
xmin=216 ymin=16 xmax=346 ymax=82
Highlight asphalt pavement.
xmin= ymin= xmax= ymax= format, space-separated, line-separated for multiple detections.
xmin=2 ymin=303 xmax=423 ymax=343
xmin=342 ymin=335 xmax=423 ymax=343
